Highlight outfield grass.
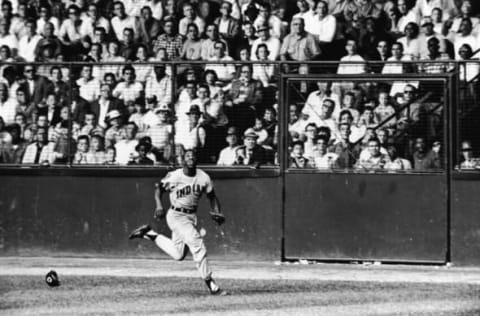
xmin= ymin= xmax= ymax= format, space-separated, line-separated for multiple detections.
xmin=1 ymin=275 xmax=480 ymax=315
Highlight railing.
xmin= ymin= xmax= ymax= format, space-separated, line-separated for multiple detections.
xmin=0 ymin=60 xmax=478 ymax=173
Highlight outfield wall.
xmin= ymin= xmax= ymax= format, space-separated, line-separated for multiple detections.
xmin=0 ymin=171 xmax=282 ymax=261
xmin=2 ymin=172 xmax=480 ymax=265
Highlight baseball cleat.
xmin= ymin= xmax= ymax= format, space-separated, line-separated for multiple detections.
xmin=205 ymin=277 xmax=228 ymax=295
xmin=128 ymin=224 xmax=151 ymax=240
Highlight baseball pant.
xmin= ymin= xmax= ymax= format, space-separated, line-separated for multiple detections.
xmin=154 ymin=210 xmax=211 ymax=280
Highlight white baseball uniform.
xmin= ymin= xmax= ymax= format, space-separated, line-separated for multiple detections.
xmin=153 ymin=168 xmax=214 ymax=280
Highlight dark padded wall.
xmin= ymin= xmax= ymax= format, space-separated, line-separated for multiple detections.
xmin=451 ymin=175 xmax=480 ymax=266
xmin=284 ymin=173 xmax=448 ymax=262
xmin=0 ymin=175 xmax=282 ymax=261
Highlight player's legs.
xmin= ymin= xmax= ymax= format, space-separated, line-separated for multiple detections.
xmin=128 ymin=224 xmax=187 ymax=260
xmin=167 ymin=212 xmax=213 ymax=281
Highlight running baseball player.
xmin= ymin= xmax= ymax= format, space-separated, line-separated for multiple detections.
xmin=128 ymin=149 xmax=227 ymax=295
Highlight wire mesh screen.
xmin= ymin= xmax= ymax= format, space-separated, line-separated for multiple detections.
xmin=286 ymin=77 xmax=446 ymax=172
xmin=0 ymin=61 xmax=280 ymax=167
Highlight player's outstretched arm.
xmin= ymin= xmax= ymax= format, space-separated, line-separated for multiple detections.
xmin=207 ymin=190 xmax=225 ymax=225
xmin=154 ymin=182 xmax=166 ymax=220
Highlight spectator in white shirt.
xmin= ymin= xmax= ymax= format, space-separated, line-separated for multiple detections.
xmin=205 ymin=41 xmax=235 ymax=82
xmin=252 ymin=43 xmax=275 ymax=87
xmin=178 ymin=2 xmax=205 ymax=37
xmin=18 ymin=19 xmax=42 ymax=62
xmin=293 ymin=0 xmax=315 ymax=22
xmin=453 ymin=18 xmax=479 ymax=60
xmin=397 ymin=0 xmax=419 ymax=34
xmin=111 ymin=1 xmax=139 ymax=41
xmin=0 ymin=19 xmax=18 ymax=56
xmin=250 ymin=24 xmax=280 ymax=61
xmin=217 ymin=126 xmax=240 ymax=165
xmin=0 ymin=82 xmax=16 ymax=124
xmin=59 ymin=5 xmax=84 ymax=44
xmin=80 ymin=3 xmax=111 ymax=40
xmin=145 ymin=64 xmax=172 ymax=105
xmin=76 ymin=64 xmax=101 ymax=103
xmin=113 ymin=66 xmax=144 ymax=102
xmin=253 ymin=2 xmax=282 ymax=39
xmin=305 ymin=0 xmax=336 ymax=44
xmin=37 ymin=5 xmax=59 ymax=37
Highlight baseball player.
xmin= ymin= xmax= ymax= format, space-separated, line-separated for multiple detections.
xmin=129 ymin=149 xmax=227 ymax=295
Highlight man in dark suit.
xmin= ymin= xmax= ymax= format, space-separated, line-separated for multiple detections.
xmin=226 ymin=64 xmax=263 ymax=133
xmin=235 ymin=127 xmax=273 ymax=166
xmin=21 ymin=65 xmax=51 ymax=106
xmin=89 ymin=83 xmax=125 ymax=129
xmin=214 ymin=1 xmax=240 ymax=55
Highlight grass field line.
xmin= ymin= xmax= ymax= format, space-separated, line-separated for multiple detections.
xmin=2 ymin=257 xmax=480 ymax=285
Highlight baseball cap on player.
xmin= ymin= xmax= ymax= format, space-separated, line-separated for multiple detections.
xmin=45 ymin=270 xmax=60 ymax=287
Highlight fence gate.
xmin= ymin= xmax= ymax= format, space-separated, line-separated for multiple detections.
xmin=281 ymin=74 xmax=454 ymax=263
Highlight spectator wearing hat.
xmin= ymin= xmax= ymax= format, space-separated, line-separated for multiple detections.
xmin=114 ymin=121 xmax=138 ymax=164
xmin=235 ymin=127 xmax=272 ymax=166
xmin=90 ymin=83 xmax=125 ymax=129
xmin=104 ymin=109 xmax=126 ymax=147
xmin=217 ymin=126 xmax=240 ymax=165
xmin=458 ymin=140 xmax=479 ymax=169
xmin=145 ymin=64 xmax=172 ymax=105
xmin=250 ymin=23 xmax=280 ymax=61
xmin=418 ymin=16 xmax=448 ymax=57
xmin=128 ymin=139 xmax=155 ymax=165
xmin=175 ymin=104 xmax=207 ymax=162
xmin=147 ymin=103 xmax=173 ymax=162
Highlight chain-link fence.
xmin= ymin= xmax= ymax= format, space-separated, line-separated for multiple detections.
xmin=0 ymin=60 xmax=476 ymax=171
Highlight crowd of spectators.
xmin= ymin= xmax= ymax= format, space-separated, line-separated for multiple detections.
xmin=288 ymin=81 xmax=444 ymax=171
xmin=0 ymin=0 xmax=478 ymax=167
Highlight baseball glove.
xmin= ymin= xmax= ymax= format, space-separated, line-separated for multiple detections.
xmin=45 ymin=270 xmax=60 ymax=287
xmin=209 ymin=211 xmax=225 ymax=225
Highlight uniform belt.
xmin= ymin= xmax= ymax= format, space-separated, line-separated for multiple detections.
xmin=171 ymin=207 xmax=196 ymax=214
